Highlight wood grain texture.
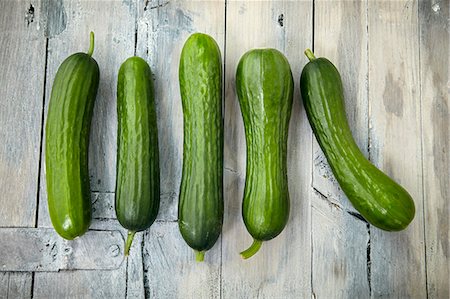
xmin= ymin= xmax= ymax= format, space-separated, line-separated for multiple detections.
xmin=311 ymin=1 xmax=371 ymax=297
xmin=0 ymin=0 xmax=44 ymax=227
xmin=0 ymin=0 xmax=448 ymax=298
xmin=368 ymin=1 xmax=426 ymax=297
xmin=312 ymin=0 xmax=369 ymax=212
xmin=222 ymin=2 xmax=312 ymax=298
xmin=0 ymin=272 xmax=32 ymax=299
xmin=419 ymin=0 xmax=450 ymax=297
xmin=34 ymin=267 xmax=126 ymax=299
xmin=135 ymin=2 xmax=224 ymax=297
xmin=37 ymin=0 xmax=136 ymax=226
xmin=0 ymin=1 xmax=45 ymax=297
xmin=37 ymin=0 xmax=136 ymax=211
xmin=143 ymin=222 xmax=221 ymax=298
xmin=126 ymin=233 xmax=145 ymax=299
xmin=136 ymin=0 xmax=225 ymax=221
xmin=0 ymin=228 xmax=124 ymax=272
xmin=33 ymin=0 xmax=136 ymax=298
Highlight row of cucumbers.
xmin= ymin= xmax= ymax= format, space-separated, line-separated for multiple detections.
xmin=45 ymin=32 xmax=415 ymax=261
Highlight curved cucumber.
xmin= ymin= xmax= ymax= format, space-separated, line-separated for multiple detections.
xmin=300 ymin=49 xmax=415 ymax=231
xmin=236 ymin=49 xmax=293 ymax=259
xmin=45 ymin=32 xmax=99 ymax=240
xmin=115 ymin=56 xmax=160 ymax=256
xmin=178 ymin=33 xmax=223 ymax=262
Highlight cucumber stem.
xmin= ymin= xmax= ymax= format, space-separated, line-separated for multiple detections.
xmin=195 ymin=250 xmax=205 ymax=262
xmin=304 ymin=48 xmax=316 ymax=61
xmin=87 ymin=31 xmax=95 ymax=57
xmin=124 ymin=231 xmax=136 ymax=256
xmin=240 ymin=239 xmax=263 ymax=259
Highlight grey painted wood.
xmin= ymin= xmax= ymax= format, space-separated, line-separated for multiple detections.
xmin=0 ymin=1 xmax=46 ymax=297
xmin=33 ymin=0 xmax=136 ymax=298
xmin=143 ymin=222 xmax=221 ymax=298
xmin=0 ymin=228 xmax=124 ymax=271
xmin=0 ymin=273 xmax=6 ymax=298
xmin=311 ymin=1 xmax=371 ymax=297
xmin=37 ymin=0 xmax=136 ymax=216
xmin=0 ymin=0 xmax=44 ymax=227
xmin=136 ymin=0 xmax=226 ymax=221
xmin=221 ymin=2 xmax=313 ymax=298
xmin=0 ymin=272 xmax=32 ymax=299
xmin=34 ymin=267 xmax=126 ymax=299
xmin=312 ymin=198 xmax=370 ymax=299
xmin=368 ymin=1 xmax=426 ymax=297
xmin=126 ymin=233 xmax=145 ymax=299
xmin=312 ymin=0 xmax=369 ymax=213
xmin=0 ymin=0 xmax=448 ymax=298
xmin=419 ymin=0 xmax=450 ymax=297
xmin=136 ymin=2 xmax=224 ymax=297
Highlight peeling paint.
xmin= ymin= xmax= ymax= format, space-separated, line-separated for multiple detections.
xmin=278 ymin=14 xmax=284 ymax=27
xmin=40 ymin=0 xmax=67 ymax=38
xmin=431 ymin=2 xmax=441 ymax=13
xmin=383 ymin=72 xmax=404 ymax=117
xmin=122 ymin=0 xmax=136 ymax=17
xmin=25 ymin=4 xmax=35 ymax=27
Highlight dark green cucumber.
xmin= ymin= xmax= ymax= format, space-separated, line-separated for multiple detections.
xmin=236 ymin=49 xmax=293 ymax=259
xmin=115 ymin=56 xmax=160 ymax=256
xmin=45 ymin=32 xmax=99 ymax=240
xmin=300 ymin=49 xmax=415 ymax=231
xmin=178 ymin=33 xmax=223 ymax=262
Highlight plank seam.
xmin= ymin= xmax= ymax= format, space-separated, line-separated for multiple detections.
xmin=366 ymin=223 xmax=371 ymax=296
xmin=125 ymin=257 xmax=129 ymax=298
xmin=134 ymin=0 xmax=138 ymax=56
xmin=30 ymin=272 xmax=35 ymax=299
xmin=365 ymin=1 xmax=372 ymax=298
xmin=34 ymin=36 xmax=49 ymax=229
xmin=31 ymin=35 xmax=50 ymax=299
xmin=6 ymin=273 xmax=10 ymax=299
xmin=142 ymin=230 xmax=149 ymax=299
xmin=417 ymin=1 xmax=429 ymax=297
xmin=310 ymin=0 xmax=315 ymax=284
xmin=220 ymin=1 xmax=227 ymax=298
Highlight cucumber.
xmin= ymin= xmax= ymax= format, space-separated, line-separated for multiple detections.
xmin=300 ymin=49 xmax=415 ymax=231
xmin=115 ymin=56 xmax=160 ymax=255
xmin=236 ymin=49 xmax=293 ymax=259
xmin=178 ymin=33 xmax=223 ymax=262
xmin=45 ymin=32 xmax=99 ymax=240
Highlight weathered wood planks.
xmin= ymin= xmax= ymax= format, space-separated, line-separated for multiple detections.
xmin=136 ymin=1 xmax=225 ymax=297
xmin=0 ymin=0 xmax=45 ymax=227
xmin=419 ymin=0 xmax=449 ymax=297
xmin=136 ymin=0 xmax=226 ymax=221
xmin=143 ymin=222 xmax=221 ymax=298
xmin=368 ymin=1 xmax=426 ymax=297
xmin=0 ymin=0 xmax=447 ymax=298
xmin=312 ymin=1 xmax=371 ymax=297
xmin=0 ymin=0 xmax=46 ymax=297
xmin=222 ymin=1 xmax=313 ymax=298
xmin=0 ymin=228 xmax=124 ymax=272
xmin=34 ymin=0 xmax=136 ymax=297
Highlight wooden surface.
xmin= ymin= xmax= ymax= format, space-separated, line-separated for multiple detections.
xmin=0 ymin=0 xmax=448 ymax=298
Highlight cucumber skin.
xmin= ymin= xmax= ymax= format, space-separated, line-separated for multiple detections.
xmin=45 ymin=53 xmax=99 ymax=240
xmin=236 ymin=49 xmax=293 ymax=241
xmin=178 ymin=33 xmax=223 ymax=252
xmin=115 ymin=57 xmax=160 ymax=232
xmin=300 ymin=57 xmax=415 ymax=231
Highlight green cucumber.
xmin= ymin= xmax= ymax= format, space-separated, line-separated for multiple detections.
xmin=45 ymin=32 xmax=99 ymax=240
xmin=115 ymin=56 xmax=160 ymax=256
xmin=236 ymin=49 xmax=293 ymax=259
xmin=300 ymin=49 xmax=415 ymax=231
xmin=178 ymin=33 xmax=223 ymax=262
